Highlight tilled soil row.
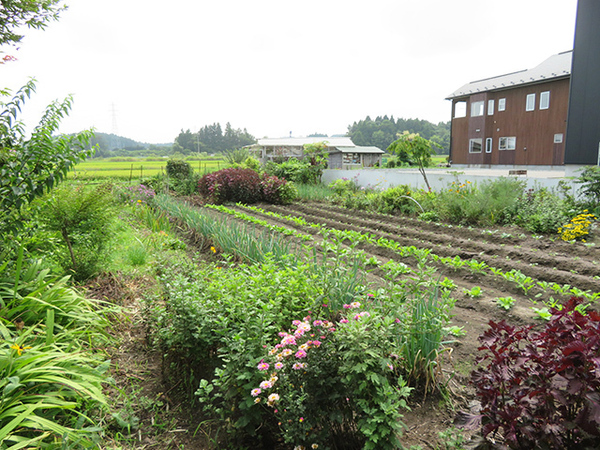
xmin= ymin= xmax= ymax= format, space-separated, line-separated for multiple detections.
xmin=227 ymin=203 xmax=541 ymax=323
xmin=316 ymin=202 xmax=600 ymax=260
xmin=257 ymin=203 xmax=600 ymax=294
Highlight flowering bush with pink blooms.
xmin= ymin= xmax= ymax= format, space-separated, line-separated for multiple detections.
xmin=251 ymin=300 xmax=413 ymax=450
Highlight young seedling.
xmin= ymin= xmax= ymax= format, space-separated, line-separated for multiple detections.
xmin=444 ymin=326 xmax=467 ymax=337
xmin=464 ymin=286 xmax=483 ymax=298
xmin=496 ymin=296 xmax=515 ymax=310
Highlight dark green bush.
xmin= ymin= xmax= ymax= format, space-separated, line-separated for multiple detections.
xmin=166 ymin=159 xmax=192 ymax=179
xmin=38 ymin=183 xmax=115 ymax=281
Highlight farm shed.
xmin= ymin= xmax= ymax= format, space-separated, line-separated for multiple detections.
xmin=327 ymin=146 xmax=384 ymax=169
xmin=246 ymin=137 xmax=383 ymax=169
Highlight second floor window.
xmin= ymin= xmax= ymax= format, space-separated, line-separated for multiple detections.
xmin=526 ymin=94 xmax=536 ymax=111
xmin=471 ymin=101 xmax=484 ymax=117
xmin=540 ymin=91 xmax=550 ymax=110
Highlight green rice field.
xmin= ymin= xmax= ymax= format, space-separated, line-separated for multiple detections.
xmin=70 ymin=158 xmax=225 ymax=180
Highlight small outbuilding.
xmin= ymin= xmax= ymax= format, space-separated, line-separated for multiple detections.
xmin=246 ymin=137 xmax=384 ymax=169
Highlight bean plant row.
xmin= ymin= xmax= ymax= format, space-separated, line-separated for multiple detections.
xmin=235 ymin=204 xmax=600 ymax=310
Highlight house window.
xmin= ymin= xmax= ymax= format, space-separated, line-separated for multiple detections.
xmin=526 ymin=93 xmax=536 ymax=111
xmin=540 ymin=91 xmax=550 ymax=110
xmin=469 ymin=138 xmax=482 ymax=153
xmin=498 ymin=98 xmax=506 ymax=111
xmin=485 ymin=138 xmax=492 ymax=153
xmin=453 ymin=101 xmax=467 ymax=118
xmin=499 ymin=137 xmax=516 ymax=150
xmin=487 ymin=99 xmax=494 ymax=115
xmin=471 ymin=101 xmax=484 ymax=117
xmin=342 ymin=153 xmax=360 ymax=164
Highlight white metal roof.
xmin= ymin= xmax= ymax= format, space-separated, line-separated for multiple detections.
xmin=332 ymin=146 xmax=384 ymax=154
xmin=251 ymin=137 xmax=355 ymax=147
xmin=446 ymin=50 xmax=572 ymax=99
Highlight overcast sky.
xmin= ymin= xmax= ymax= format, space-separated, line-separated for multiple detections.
xmin=2 ymin=0 xmax=578 ymax=144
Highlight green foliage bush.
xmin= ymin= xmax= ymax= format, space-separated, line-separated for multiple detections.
xmin=434 ymin=178 xmax=524 ymax=226
xmin=380 ymin=184 xmax=415 ymax=214
xmin=265 ymin=158 xmax=322 ymax=185
xmin=250 ymin=306 xmax=412 ymax=450
xmin=514 ymin=187 xmax=570 ymax=234
xmin=0 ymin=80 xmax=93 ymax=240
xmin=37 ymin=183 xmax=116 ymax=281
xmin=575 ymin=166 xmax=600 ymax=216
xmin=166 ymin=158 xmax=192 ymax=179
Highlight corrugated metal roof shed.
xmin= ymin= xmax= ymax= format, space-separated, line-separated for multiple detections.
xmin=446 ymin=50 xmax=572 ymax=99
xmin=332 ymin=146 xmax=384 ymax=154
xmin=250 ymin=137 xmax=355 ymax=147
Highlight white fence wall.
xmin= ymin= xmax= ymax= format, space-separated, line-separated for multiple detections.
xmin=321 ymin=167 xmax=579 ymax=193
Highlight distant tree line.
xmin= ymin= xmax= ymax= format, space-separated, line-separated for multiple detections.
xmin=347 ymin=116 xmax=450 ymax=154
xmin=174 ymin=122 xmax=256 ymax=155
xmin=84 ymin=116 xmax=449 ymax=158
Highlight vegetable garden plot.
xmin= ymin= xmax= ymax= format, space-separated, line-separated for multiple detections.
xmin=154 ymin=196 xmax=600 ymax=449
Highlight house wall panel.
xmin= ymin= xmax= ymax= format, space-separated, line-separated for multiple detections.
xmin=449 ymin=78 xmax=569 ymax=166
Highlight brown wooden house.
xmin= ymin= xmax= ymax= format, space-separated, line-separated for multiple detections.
xmin=446 ymin=51 xmax=572 ymax=167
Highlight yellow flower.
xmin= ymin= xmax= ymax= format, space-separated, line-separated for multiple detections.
xmin=10 ymin=343 xmax=32 ymax=356
xmin=210 ymin=246 xmax=217 ymax=253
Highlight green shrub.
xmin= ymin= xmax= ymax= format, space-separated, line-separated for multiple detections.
xmin=166 ymin=158 xmax=192 ymax=179
xmin=37 ymin=183 xmax=115 ymax=281
xmin=250 ymin=307 xmax=412 ymax=449
xmin=515 ymin=187 xmax=569 ymax=234
xmin=265 ymin=159 xmax=321 ymax=184
xmin=328 ymin=177 xmax=359 ymax=195
xmin=575 ymin=166 xmax=600 ymax=215
xmin=380 ymin=184 xmax=414 ymax=214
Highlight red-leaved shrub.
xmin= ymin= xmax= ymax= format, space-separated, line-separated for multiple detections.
xmin=198 ymin=168 xmax=262 ymax=204
xmin=462 ymin=297 xmax=600 ymax=449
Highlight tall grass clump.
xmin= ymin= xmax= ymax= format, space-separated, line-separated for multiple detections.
xmin=0 ymin=247 xmax=111 ymax=448
xmin=433 ymin=178 xmax=525 ymax=226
